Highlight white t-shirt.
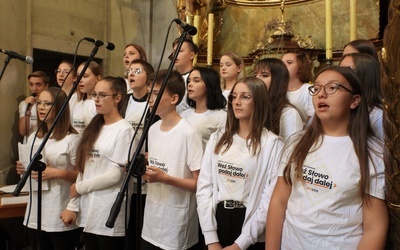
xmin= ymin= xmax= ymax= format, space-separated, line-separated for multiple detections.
xmin=280 ymin=105 xmax=303 ymax=141
xmin=142 ymin=118 xmax=203 ymax=250
xmin=70 ymin=119 xmax=135 ymax=236
xmin=370 ymin=107 xmax=383 ymax=141
xmin=68 ymin=92 xmax=78 ymax=124
xmin=176 ymin=72 xmax=191 ymax=114
xmin=180 ymin=108 xmax=226 ymax=150
xmin=280 ymin=135 xmax=385 ymax=249
xmin=222 ymin=89 xmax=231 ymax=100
xmin=197 ymin=129 xmax=284 ymax=249
xmin=23 ymin=132 xmax=80 ymax=232
xmin=19 ymin=101 xmax=38 ymax=143
xmin=125 ymin=95 xmax=148 ymax=193
xmin=72 ymin=99 xmax=97 ymax=134
xmin=287 ymin=83 xmax=314 ymax=124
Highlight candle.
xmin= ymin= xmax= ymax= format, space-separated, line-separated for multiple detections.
xmin=207 ymin=13 xmax=214 ymax=66
xmin=193 ymin=15 xmax=201 ymax=66
xmin=350 ymin=0 xmax=357 ymax=41
xmin=325 ymin=0 xmax=332 ymax=60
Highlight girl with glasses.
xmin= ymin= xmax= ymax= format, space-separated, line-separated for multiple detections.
xmin=266 ymin=66 xmax=387 ymax=249
xmin=124 ymin=59 xmax=154 ymax=249
xmin=61 ymin=77 xmax=135 ymax=250
xmin=197 ymin=77 xmax=284 ymax=249
xmin=55 ymin=60 xmax=78 ymax=123
xmin=16 ymin=87 xmax=81 ymax=250
xmin=72 ymin=61 xmax=103 ymax=133
xmin=123 ymin=44 xmax=147 ymax=93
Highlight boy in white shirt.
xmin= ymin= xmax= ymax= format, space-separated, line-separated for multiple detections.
xmin=141 ymin=69 xmax=203 ymax=250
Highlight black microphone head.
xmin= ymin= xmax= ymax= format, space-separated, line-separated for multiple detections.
xmin=106 ymin=42 xmax=115 ymax=51
xmin=32 ymin=93 xmax=37 ymax=97
xmin=187 ymin=26 xmax=197 ymax=36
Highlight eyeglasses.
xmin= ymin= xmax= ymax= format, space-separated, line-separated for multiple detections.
xmin=55 ymin=69 xmax=71 ymax=75
xmin=308 ymin=82 xmax=353 ymax=96
xmin=90 ymin=92 xmax=118 ymax=100
xmin=127 ymin=68 xmax=143 ymax=76
xmin=228 ymin=93 xmax=252 ymax=104
xmin=36 ymin=101 xmax=53 ymax=108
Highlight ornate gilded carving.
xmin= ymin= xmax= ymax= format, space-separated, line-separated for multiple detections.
xmin=225 ymin=0 xmax=319 ymax=7
xmin=175 ymin=0 xmax=225 ymax=53
xmin=381 ymin=0 xmax=400 ymax=248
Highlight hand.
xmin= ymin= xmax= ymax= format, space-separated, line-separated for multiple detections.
xmin=25 ymin=96 xmax=36 ymax=107
xmin=60 ymin=209 xmax=77 ymax=227
xmin=208 ymin=243 xmax=223 ymax=250
xmin=31 ymin=165 xmax=58 ymax=180
xmin=16 ymin=161 xmax=25 ymax=175
xmin=142 ymin=166 xmax=168 ymax=183
xmin=69 ymin=183 xmax=78 ymax=198
xmin=223 ymin=243 xmax=240 ymax=250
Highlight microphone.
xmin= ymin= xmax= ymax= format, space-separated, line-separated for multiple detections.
xmin=26 ymin=93 xmax=37 ymax=114
xmin=83 ymin=37 xmax=115 ymax=50
xmin=173 ymin=18 xmax=197 ymax=36
xmin=0 ymin=49 xmax=34 ymax=64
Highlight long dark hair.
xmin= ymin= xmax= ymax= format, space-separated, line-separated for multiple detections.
xmin=77 ymin=61 xmax=103 ymax=101
xmin=187 ymin=67 xmax=227 ymax=110
xmin=214 ymin=77 xmax=268 ymax=156
xmin=339 ymin=53 xmax=383 ymax=111
xmin=283 ymin=50 xmax=312 ymax=83
xmin=343 ymin=39 xmax=378 ymax=61
xmin=36 ymin=87 xmax=78 ymax=140
xmin=254 ymin=58 xmax=295 ymax=134
xmin=283 ymin=66 xmax=377 ymax=203
xmin=75 ymin=76 xmax=127 ymax=173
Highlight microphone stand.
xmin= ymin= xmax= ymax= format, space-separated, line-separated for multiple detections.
xmin=0 ymin=55 xmax=11 ymax=80
xmin=106 ymin=28 xmax=191 ymax=250
xmin=13 ymin=44 xmax=101 ymax=250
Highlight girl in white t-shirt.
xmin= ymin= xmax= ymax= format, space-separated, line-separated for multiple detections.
xmin=281 ymin=51 xmax=314 ymax=124
xmin=197 ymin=77 xmax=284 ymax=250
xmin=61 ymin=77 xmax=135 ymax=250
xmin=16 ymin=87 xmax=80 ymax=250
xmin=266 ymin=66 xmax=387 ymax=249
xmin=254 ymin=58 xmax=303 ymax=141
xmin=220 ymin=51 xmax=244 ymax=100
xmin=339 ymin=53 xmax=384 ymax=141
xmin=72 ymin=61 xmax=103 ymax=133
xmin=55 ymin=60 xmax=78 ymax=121
xmin=181 ymin=66 xmax=227 ymax=149
xmin=124 ymin=59 xmax=154 ymax=249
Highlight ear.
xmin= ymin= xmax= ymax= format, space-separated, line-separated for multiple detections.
xmin=96 ymin=75 xmax=102 ymax=82
xmin=114 ymin=93 xmax=122 ymax=104
xmin=237 ymin=64 xmax=243 ymax=73
xmin=350 ymin=94 xmax=361 ymax=109
xmin=189 ymin=51 xmax=196 ymax=61
xmin=170 ymin=93 xmax=180 ymax=105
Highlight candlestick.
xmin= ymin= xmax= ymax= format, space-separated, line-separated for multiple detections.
xmin=350 ymin=0 xmax=357 ymax=41
xmin=207 ymin=13 xmax=214 ymax=66
xmin=325 ymin=0 xmax=332 ymax=60
xmin=193 ymin=15 xmax=200 ymax=66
